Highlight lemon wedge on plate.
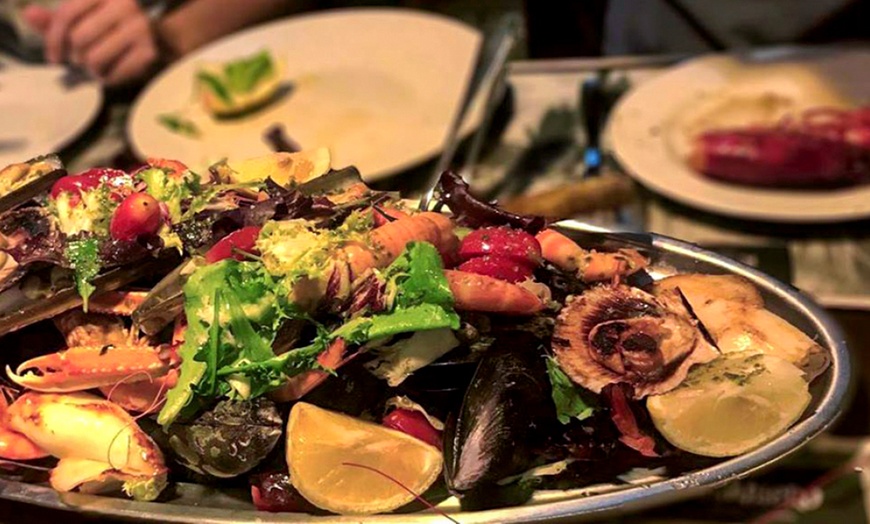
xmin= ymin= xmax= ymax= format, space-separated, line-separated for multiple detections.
xmin=647 ymin=353 xmax=810 ymax=458
xmin=227 ymin=148 xmax=331 ymax=186
xmin=286 ymin=402 xmax=443 ymax=515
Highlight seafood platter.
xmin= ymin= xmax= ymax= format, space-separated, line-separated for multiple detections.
xmin=0 ymin=149 xmax=850 ymax=522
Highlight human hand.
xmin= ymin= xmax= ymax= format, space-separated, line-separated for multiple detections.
xmin=23 ymin=0 xmax=160 ymax=86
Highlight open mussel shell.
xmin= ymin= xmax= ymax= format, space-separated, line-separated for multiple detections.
xmin=444 ymin=330 xmax=556 ymax=495
xmin=0 ymin=155 xmax=66 ymax=215
xmin=0 ymin=250 xmax=182 ymax=337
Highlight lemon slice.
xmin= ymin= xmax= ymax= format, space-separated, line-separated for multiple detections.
xmin=286 ymin=402 xmax=443 ymax=515
xmin=647 ymin=353 xmax=810 ymax=458
xmin=228 ymin=148 xmax=331 ymax=186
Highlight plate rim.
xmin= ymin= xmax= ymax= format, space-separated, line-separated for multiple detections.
xmin=0 ymin=222 xmax=851 ymax=523
xmin=0 ymin=65 xmax=103 ymax=167
xmin=126 ymin=7 xmax=483 ymax=183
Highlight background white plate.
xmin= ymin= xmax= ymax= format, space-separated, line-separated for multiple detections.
xmin=608 ymin=48 xmax=870 ymax=223
xmin=0 ymin=63 xmax=102 ymax=167
xmin=128 ymin=8 xmax=483 ymax=182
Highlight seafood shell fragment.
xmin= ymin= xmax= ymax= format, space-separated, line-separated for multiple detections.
xmin=553 ymin=285 xmax=717 ymax=398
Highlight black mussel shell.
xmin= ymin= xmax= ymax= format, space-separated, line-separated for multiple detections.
xmin=444 ymin=331 xmax=556 ymax=494
xmin=165 ymin=398 xmax=283 ymax=479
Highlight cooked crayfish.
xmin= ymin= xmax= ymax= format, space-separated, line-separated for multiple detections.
xmin=536 ymin=229 xmax=648 ymax=283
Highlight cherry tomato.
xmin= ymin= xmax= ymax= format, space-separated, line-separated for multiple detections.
xmin=458 ymin=227 xmax=542 ymax=268
xmin=51 ymin=168 xmax=129 ymax=206
xmin=147 ymin=158 xmax=188 ymax=178
xmin=110 ymin=193 xmax=163 ymax=241
xmin=458 ymin=255 xmax=534 ymax=283
xmin=205 ymin=226 xmax=262 ymax=264
xmin=382 ymin=409 xmax=442 ymax=450
xmin=250 ymin=473 xmax=312 ymax=513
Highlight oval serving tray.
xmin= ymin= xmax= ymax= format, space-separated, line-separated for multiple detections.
xmin=0 ymin=220 xmax=851 ymax=523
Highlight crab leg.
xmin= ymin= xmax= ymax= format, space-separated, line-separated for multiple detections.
xmin=6 ymin=345 xmax=179 ymax=393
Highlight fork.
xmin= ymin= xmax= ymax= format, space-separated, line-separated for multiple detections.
xmin=417 ymin=14 xmax=521 ymax=211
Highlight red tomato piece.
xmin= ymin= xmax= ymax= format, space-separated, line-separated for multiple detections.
xmin=147 ymin=158 xmax=188 ymax=177
xmin=458 ymin=255 xmax=534 ymax=283
xmin=51 ymin=168 xmax=129 ymax=205
xmin=110 ymin=193 xmax=163 ymax=241
xmin=382 ymin=409 xmax=442 ymax=450
xmin=205 ymin=226 xmax=262 ymax=264
xmin=458 ymin=227 xmax=542 ymax=268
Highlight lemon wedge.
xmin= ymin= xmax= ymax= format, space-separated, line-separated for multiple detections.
xmin=228 ymin=149 xmax=331 ymax=186
xmin=647 ymin=353 xmax=810 ymax=458
xmin=286 ymin=402 xmax=443 ymax=515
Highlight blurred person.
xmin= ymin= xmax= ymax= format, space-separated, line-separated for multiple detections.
xmin=523 ymin=0 xmax=869 ymax=57
xmin=603 ymin=0 xmax=868 ymax=55
xmin=21 ymin=0 xmax=303 ymax=86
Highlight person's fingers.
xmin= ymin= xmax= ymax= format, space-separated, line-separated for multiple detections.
xmin=22 ymin=5 xmax=52 ymax=35
xmin=81 ymin=24 xmax=133 ymax=76
xmin=102 ymin=40 xmax=157 ymax=86
xmin=44 ymin=0 xmax=100 ymax=64
xmin=68 ymin=3 xmax=123 ymax=60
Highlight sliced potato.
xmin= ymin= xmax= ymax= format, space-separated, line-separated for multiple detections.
xmin=647 ymin=353 xmax=810 ymax=458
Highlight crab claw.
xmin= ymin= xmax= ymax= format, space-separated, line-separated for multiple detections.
xmin=6 ymin=345 xmax=179 ymax=393
xmin=6 ymin=392 xmax=167 ymax=501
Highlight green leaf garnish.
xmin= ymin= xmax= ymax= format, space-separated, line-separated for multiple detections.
xmin=157 ymin=114 xmax=200 ymax=137
xmin=197 ymin=71 xmax=233 ymax=104
xmin=546 ymin=357 xmax=597 ymax=424
xmin=65 ymin=237 xmax=101 ymax=312
xmin=224 ymin=50 xmax=275 ymax=94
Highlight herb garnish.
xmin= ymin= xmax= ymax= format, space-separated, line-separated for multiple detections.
xmin=157 ymin=114 xmax=200 ymax=138
xmin=66 ymin=237 xmax=101 ymax=311
xmin=546 ymin=357 xmax=597 ymax=424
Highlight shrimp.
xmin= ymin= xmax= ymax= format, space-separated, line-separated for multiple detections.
xmin=536 ymin=229 xmax=648 ymax=283
xmin=445 ymin=270 xmax=545 ymax=315
xmin=343 ymin=212 xmax=458 ymax=278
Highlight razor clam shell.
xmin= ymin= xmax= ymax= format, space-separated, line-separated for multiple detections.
xmin=0 ymin=251 xmax=182 ymax=337
xmin=0 ymin=154 xmax=66 ymax=214
xmin=131 ymin=258 xmax=197 ymax=337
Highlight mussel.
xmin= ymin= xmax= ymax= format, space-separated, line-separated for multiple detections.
xmin=165 ymin=398 xmax=283 ymax=479
xmin=444 ymin=331 xmax=556 ymax=494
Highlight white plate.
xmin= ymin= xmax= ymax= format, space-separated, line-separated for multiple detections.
xmin=608 ymin=47 xmax=870 ymax=223
xmin=128 ymin=8 xmax=483 ymax=182
xmin=0 ymin=63 xmax=102 ymax=167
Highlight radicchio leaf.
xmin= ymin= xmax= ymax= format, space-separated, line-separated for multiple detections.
xmin=434 ymin=171 xmax=547 ymax=233
xmin=602 ymin=383 xmax=661 ymax=458
xmin=172 ymin=181 xmax=334 ymax=253
xmin=346 ymin=271 xmax=387 ymax=318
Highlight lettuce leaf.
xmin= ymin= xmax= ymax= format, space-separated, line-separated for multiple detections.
xmin=546 ymin=357 xmax=597 ymax=424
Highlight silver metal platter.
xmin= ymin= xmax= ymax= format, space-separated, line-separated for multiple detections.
xmin=0 ymin=220 xmax=851 ymax=523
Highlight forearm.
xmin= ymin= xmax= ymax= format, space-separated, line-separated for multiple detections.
xmin=155 ymin=0 xmax=289 ymax=58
